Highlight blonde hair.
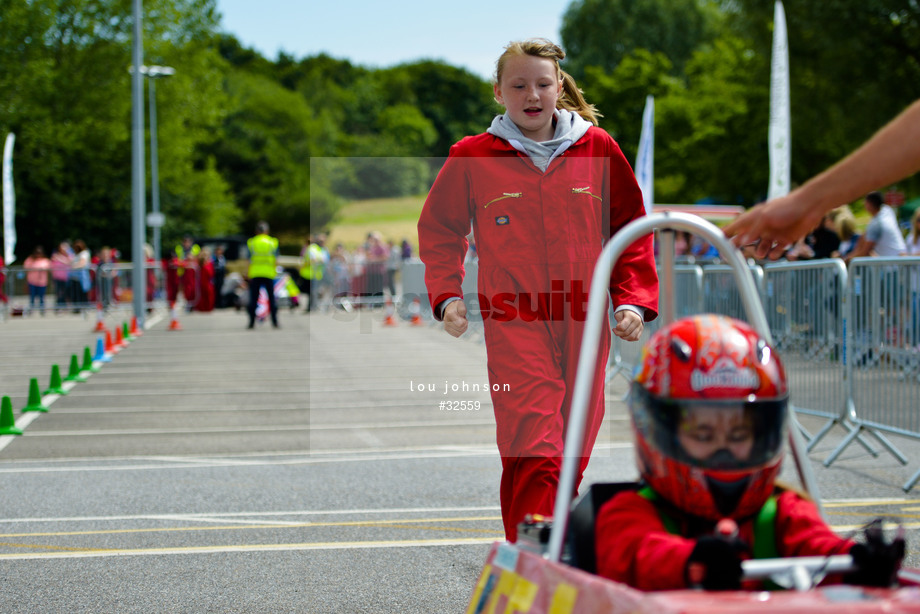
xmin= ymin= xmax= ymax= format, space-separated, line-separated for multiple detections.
xmin=494 ymin=38 xmax=601 ymax=126
xmin=834 ymin=206 xmax=858 ymax=241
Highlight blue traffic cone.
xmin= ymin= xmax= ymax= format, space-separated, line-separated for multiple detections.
xmin=95 ymin=336 xmax=111 ymax=363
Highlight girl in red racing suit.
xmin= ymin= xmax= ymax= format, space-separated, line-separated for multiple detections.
xmin=418 ymin=38 xmax=658 ymax=541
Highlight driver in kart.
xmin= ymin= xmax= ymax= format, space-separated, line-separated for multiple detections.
xmin=595 ymin=314 xmax=905 ymax=591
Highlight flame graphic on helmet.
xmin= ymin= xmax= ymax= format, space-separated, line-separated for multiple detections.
xmin=696 ymin=314 xmax=750 ymax=370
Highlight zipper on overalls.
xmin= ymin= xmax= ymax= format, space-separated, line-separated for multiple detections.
xmin=484 ymin=192 xmax=523 ymax=208
xmin=572 ymin=186 xmax=602 ymax=201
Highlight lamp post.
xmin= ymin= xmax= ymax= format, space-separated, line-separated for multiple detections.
xmin=131 ymin=0 xmax=145 ymax=327
xmin=143 ymin=65 xmax=174 ymax=268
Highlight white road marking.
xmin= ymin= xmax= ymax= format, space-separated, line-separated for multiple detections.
xmin=0 ymin=538 xmax=497 ymax=560
xmin=19 ymin=419 xmax=497 ymax=437
xmin=0 ymin=506 xmax=502 ymax=525
xmin=0 ymin=448 xmax=501 ymax=474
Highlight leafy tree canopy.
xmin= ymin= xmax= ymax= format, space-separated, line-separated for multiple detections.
xmin=2 ymin=0 xmax=919 ymax=258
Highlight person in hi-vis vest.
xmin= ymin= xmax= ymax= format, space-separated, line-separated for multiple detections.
xmin=246 ymin=221 xmax=280 ymax=329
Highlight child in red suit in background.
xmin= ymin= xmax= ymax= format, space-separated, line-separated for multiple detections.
xmin=595 ymin=315 xmax=905 ymax=591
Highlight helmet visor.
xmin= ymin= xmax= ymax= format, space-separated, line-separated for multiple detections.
xmin=630 ymin=384 xmax=788 ymax=471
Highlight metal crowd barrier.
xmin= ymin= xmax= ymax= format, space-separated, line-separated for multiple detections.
xmin=702 ymin=263 xmax=765 ymax=320
xmin=605 ymin=264 xmax=704 ymax=390
xmin=759 ymin=259 xmax=891 ymax=463
xmin=399 ymin=259 xmax=485 ymax=340
xmin=97 ymin=262 xmax=167 ymax=311
xmin=605 ymin=261 xmax=762 ymax=389
xmin=0 ymin=262 xmax=167 ymax=319
xmin=402 ymin=251 xmax=920 ymax=490
xmin=328 ymin=265 xmax=391 ymax=311
xmin=400 ymin=259 xmax=430 ymax=319
xmin=1 ymin=263 xmax=97 ymax=315
xmin=834 ymin=257 xmax=920 ymax=490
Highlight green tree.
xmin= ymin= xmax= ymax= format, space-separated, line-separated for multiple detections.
xmin=659 ymin=35 xmax=769 ymax=204
xmin=147 ymin=23 xmax=238 ymax=242
xmin=720 ymin=0 xmax=920 ymax=197
xmin=560 ymin=0 xmax=720 ymax=78
xmin=0 ymin=0 xmax=232 ymax=258
xmin=582 ymin=49 xmax=680 ymax=161
xmin=206 ymin=69 xmax=323 ymax=233
xmin=330 ymin=103 xmax=437 ymax=201
xmin=387 ymin=61 xmax=495 ymax=157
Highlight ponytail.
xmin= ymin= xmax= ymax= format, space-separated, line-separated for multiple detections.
xmin=559 ymin=70 xmax=601 ymax=126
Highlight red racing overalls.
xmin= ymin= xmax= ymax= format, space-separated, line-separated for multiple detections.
xmin=418 ymin=127 xmax=659 ymax=540
xmin=595 ymin=487 xmax=855 ymax=591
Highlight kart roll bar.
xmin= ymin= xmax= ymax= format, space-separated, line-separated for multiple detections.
xmin=741 ymin=555 xmax=855 ymax=591
xmin=546 ymin=212 xmax=823 ymax=563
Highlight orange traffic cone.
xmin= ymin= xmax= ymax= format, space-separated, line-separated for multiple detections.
xmin=105 ymin=329 xmax=120 ymax=354
xmin=93 ymin=303 xmax=107 ymax=332
xmin=410 ymin=298 xmax=424 ymax=326
xmin=130 ymin=316 xmax=142 ymax=337
xmin=383 ymin=297 xmax=397 ymax=327
xmin=115 ymin=326 xmax=127 ymax=349
xmin=168 ymin=304 xmax=182 ymax=331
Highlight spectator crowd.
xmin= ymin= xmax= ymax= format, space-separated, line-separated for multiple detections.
xmin=300 ymin=232 xmax=415 ymax=312
xmin=0 ymin=239 xmax=146 ymax=315
xmin=665 ymin=192 xmax=920 ymax=266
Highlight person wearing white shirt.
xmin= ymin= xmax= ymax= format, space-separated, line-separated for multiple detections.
xmin=844 ymin=191 xmax=906 ymax=263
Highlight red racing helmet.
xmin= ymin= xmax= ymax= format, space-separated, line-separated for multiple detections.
xmin=629 ymin=314 xmax=789 ymax=521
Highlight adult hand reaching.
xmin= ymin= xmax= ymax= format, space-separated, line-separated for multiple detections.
xmin=723 ymin=193 xmax=825 ymax=260
xmin=724 ymin=99 xmax=920 ymax=260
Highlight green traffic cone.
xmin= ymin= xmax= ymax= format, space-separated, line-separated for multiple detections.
xmin=0 ymin=396 xmax=23 ymax=435
xmin=123 ymin=321 xmax=134 ymax=342
xmin=44 ymin=364 xmax=68 ymax=396
xmin=64 ymin=354 xmax=88 ymax=383
xmin=81 ymin=346 xmax=100 ymax=374
xmin=22 ymin=377 xmax=48 ymax=412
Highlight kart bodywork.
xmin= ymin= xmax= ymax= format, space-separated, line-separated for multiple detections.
xmin=467 ymin=541 xmax=920 ymax=613
xmin=466 ymin=213 xmax=920 ymax=613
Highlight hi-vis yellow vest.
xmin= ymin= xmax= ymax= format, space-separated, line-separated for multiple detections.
xmin=175 ymin=243 xmax=200 ymax=275
xmin=300 ymin=243 xmax=324 ymax=280
xmin=247 ymin=234 xmax=278 ymax=279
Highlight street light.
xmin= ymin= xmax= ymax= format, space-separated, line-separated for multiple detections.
xmin=142 ymin=65 xmax=174 ymax=268
xmin=130 ymin=0 xmax=145 ymax=327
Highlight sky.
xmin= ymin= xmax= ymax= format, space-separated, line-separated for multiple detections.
xmin=215 ymin=0 xmax=572 ymax=81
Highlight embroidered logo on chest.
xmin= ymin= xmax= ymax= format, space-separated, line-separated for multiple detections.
xmin=495 ymin=215 xmax=510 ymax=226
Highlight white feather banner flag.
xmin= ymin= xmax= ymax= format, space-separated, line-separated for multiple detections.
xmin=635 ymin=95 xmax=655 ymax=215
xmin=767 ymin=0 xmax=791 ymax=201
xmin=3 ymin=133 xmax=16 ymax=265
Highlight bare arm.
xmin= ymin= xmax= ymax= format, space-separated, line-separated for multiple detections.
xmin=725 ymin=99 xmax=920 ymax=259
xmin=843 ymin=236 xmax=875 ymax=264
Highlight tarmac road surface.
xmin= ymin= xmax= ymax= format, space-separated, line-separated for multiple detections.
xmin=0 ymin=306 xmax=918 ymax=613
